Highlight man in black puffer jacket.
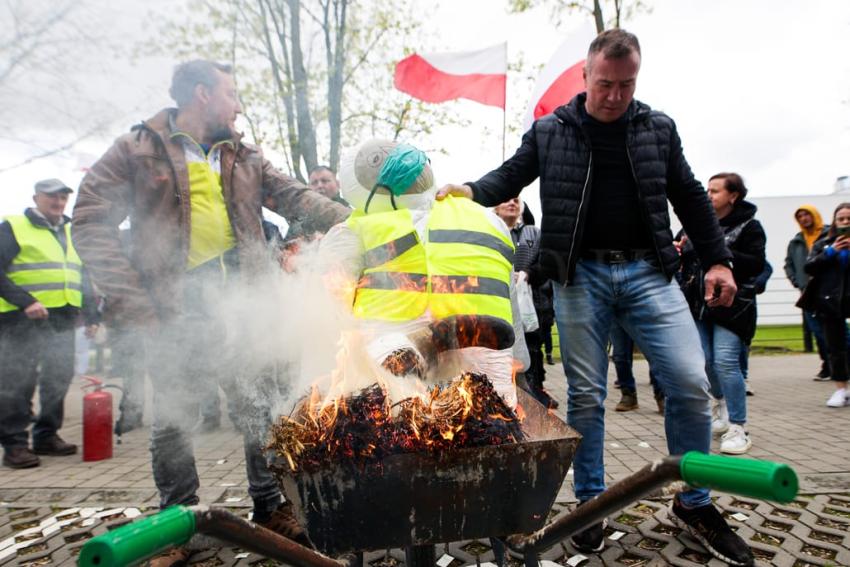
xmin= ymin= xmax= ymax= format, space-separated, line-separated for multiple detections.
xmin=438 ymin=29 xmax=751 ymax=567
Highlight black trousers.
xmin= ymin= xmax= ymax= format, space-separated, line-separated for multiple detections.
xmin=539 ymin=315 xmax=554 ymax=356
xmin=821 ymin=314 xmax=849 ymax=382
xmin=0 ymin=309 xmax=76 ymax=449
xmin=524 ymin=329 xmax=546 ymax=387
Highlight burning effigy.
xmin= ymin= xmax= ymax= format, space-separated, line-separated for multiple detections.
xmin=268 ymin=138 xmax=530 ymax=474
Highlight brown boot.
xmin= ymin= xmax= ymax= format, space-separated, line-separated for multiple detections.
xmin=615 ymin=390 xmax=639 ymax=412
xmin=655 ymin=395 xmax=665 ymax=415
xmin=3 ymin=446 xmax=40 ymax=469
xmin=256 ymin=502 xmax=313 ymax=548
xmin=33 ymin=435 xmax=77 ymax=456
xmin=147 ymin=546 xmax=190 ymax=567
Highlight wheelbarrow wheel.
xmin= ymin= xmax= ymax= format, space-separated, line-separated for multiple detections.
xmin=404 ymin=544 xmax=435 ymax=567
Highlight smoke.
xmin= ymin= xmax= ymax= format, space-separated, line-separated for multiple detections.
xmin=188 ymin=237 xmax=433 ymax=441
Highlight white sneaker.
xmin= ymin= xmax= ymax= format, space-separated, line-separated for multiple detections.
xmin=711 ymin=399 xmax=729 ymax=436
xmin=826 ymin=388 xmax=849 ymax=408
xmin=720 ymin=424 xmax=752 ymax=454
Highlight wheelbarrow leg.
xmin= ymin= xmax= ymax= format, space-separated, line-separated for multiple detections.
xmin=489 ymin=537 xmax=540 ymax=567
xmin=404 ymin=544 xmax=435 ymax=567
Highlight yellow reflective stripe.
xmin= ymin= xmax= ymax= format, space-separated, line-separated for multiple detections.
xmin=428 ymin=229 xmax=514 ymax=265
xmin=357 ymin=272 xmax=428 ymax=292
xmin=430 ymin=275 xmax=510 ymax=298
xmin=363 ymin=231 xmax=420 ymax=269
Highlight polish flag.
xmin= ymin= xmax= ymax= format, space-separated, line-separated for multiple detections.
xmin=522 ymin=28 xmax=597 ymax=131
xmin=394 ymin=43 xmax=507 ymax=109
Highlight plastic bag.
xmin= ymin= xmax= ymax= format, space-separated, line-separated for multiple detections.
xmin=516 ymin=277 xmax=539 ymax=333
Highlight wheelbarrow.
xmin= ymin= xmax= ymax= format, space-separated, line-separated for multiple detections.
xmin=78 ymin=390 xmax=798 ymax=567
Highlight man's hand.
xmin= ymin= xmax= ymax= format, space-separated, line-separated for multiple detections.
xmin=435 ymin=184 xmax=473 ymax=201
xmin=24 ymin=301 xmax=49 ymax=320
xmin=84 ymin=324 xmax=99 ymax=339
xmin=704 ymin=264 xmax=737 ymax=308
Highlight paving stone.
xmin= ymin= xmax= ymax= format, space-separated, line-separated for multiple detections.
xmin=2 ymin=355 xmax=850 ymax=565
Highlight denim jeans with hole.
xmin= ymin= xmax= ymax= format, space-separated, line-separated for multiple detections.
xmin=553 ymin=259 xmax=712 ymax=507
xmin=696 ymin=321 xmax=747 ymax=424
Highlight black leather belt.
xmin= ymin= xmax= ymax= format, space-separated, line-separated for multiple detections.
xmin=581 ymin=249 xmax=653 ymax=264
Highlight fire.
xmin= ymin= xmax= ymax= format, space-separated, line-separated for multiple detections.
xmin=268 ymin=373 xmax=525 ymax=473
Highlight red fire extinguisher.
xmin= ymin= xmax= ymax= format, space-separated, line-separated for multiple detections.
xmin=82 ymin=376 xmax=115 ymax=462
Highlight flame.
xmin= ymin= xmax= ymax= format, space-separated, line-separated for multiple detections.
xmin=269 ymin=372 xmax=523 ymax=472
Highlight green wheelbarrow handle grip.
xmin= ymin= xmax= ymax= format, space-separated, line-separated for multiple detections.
xmin=78 ymin=506 xmax=196 ymax=567
xmin=679 ymin=451 xmax=798 ymax=503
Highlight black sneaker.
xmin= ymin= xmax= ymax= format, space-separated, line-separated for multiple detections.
xmin=569 ymin=506 xmax=606 ymax=554
xmin=668 ymin=499 xmax=754 ymax=566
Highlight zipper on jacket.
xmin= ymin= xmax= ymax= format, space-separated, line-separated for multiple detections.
xmin=566 ymin=153 xmax=593 ymax=282
xmin=625 ymin=134 xmax=665 ymax=279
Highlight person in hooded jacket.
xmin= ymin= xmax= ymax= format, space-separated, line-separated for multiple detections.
xmin=785 ymin=206 xmax=833 ymax=379
xmin=677 ymin=173 xmax=765 ymax=455
xmin=798 ymin=202 xmax=850 ymax=407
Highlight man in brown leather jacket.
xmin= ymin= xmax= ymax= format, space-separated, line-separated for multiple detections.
xmin=73 ymin=60 xmax=348 ymax=564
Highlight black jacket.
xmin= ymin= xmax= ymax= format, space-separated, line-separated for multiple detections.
xmin=798 ymin=235 xmax=850 ymax=318
xmin=678 ymin=200 xmax=766 ymax=343
xmin=468 ymin=93 xmax=731 ymax=285
xmin=785 ymin=227 xmax=829 ymax=290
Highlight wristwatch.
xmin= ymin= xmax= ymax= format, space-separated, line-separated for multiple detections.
xmin=717 ymin=259 xmax=734 ymax=270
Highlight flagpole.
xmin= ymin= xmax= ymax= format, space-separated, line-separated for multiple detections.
xmin=502 ymin=42 xmax=507 ymax=162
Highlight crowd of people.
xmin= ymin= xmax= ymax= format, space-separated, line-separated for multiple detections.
xmin=1 ymin=28 xmax=847 ymax=567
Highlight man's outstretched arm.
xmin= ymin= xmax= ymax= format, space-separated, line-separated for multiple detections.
xmin=437 ymin=126 xmax=540 ymax=204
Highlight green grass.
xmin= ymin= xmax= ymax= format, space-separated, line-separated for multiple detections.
xmin=750 ymin=324 xmax=806 ymax=354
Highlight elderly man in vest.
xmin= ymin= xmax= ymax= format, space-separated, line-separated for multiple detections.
xmin=319 ymin=139 xmax=523 ymax=406
xmin=0 ymin=179 xmax=98 ymax=469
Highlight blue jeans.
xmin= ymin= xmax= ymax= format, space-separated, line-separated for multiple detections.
xmin=553 ymin=259 xmax=711 ymax=507
xmin=611 ymin=324 xmax=665 ymax=398
xmin=696 ymin=321 xmax=747 ymax=424
xmin=610 ymin=324 xmax=636 ymax=392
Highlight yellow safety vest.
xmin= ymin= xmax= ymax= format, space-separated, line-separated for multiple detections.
xmin=0 ymin=215 xmax=82 ymax=312
xmin=347 ymin=196 xmax=514 ymax=324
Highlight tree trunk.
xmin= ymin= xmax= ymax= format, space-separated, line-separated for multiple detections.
xmin=260 ymin=0 xmax=304 ymax=181
xmin=592 ymin=0 xmax=604 ymax=33
xmin=286 ymin=0 xmax=318 ymax=174
xmin=324 ymin=0 xmax=347 ymax=173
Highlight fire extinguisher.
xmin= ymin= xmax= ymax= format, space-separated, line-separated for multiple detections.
xmin=81 ymin=376 xmax=121 ymax=462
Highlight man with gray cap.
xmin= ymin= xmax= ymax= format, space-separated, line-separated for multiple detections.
xmin=0 ymin=179 xmax=99 ymax=469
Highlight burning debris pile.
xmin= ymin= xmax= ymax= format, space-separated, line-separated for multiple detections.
xmin=269 ymin=372 xmax=525 ymax=473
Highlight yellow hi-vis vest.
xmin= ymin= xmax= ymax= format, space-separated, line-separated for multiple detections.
xmin=347 ymin=196 xmax=515 ymax=324
xmin=0 ymin=215 xmax=83 ymax=313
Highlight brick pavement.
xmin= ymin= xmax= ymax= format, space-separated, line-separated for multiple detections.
xmin=1 ymin=353 xmax=849 ymax=566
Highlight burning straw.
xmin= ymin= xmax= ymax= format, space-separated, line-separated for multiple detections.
xmin=268 ymin=373 xmax=525 ymax=473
